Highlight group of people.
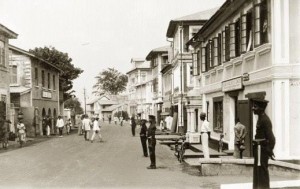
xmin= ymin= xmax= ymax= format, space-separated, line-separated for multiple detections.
xmin=79 ymin=114 xmax=103 ymax=143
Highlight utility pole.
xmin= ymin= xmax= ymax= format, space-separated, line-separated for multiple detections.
xmin=84 ymin=88 xmax=86 ymax=115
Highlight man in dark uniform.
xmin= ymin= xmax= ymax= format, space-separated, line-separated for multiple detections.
xmin=147 ymin=115 xmax=156 ymax=169
xmin=252 ymin=99 xmax=275 ymax=189
xmin=139 ymin=119 xmax=148 ymax=157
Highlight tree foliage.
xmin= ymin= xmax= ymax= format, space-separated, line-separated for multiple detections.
xmin=29 ymin=46 xmax=83 ymax=100
xmin=64 ymin=97 xmax=84 ymax=115
xmin=93 ymin=68 xmax=128 ymax=95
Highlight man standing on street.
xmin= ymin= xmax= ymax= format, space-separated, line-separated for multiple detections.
xmin=82 ymin=114 xmax=91 ymax=141
xmin=139 ymin=119 xmax=148 ymax=157
xmin=131 ymin=115 xmax=136 ymax=136
xmin=252 ymin=99 xmax=275 ymax=189
xmin=200 ymin=112 xmax=210 ymax=159
xmin=56 ymin=116 xmax=64 ymax=137
xmin=147 ymin=115 xmax=156 ymax=169
xmin=234 ymin=118 xmax=247 ymax=159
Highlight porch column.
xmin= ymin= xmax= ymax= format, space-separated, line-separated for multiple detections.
xmin=190 ymin=108 xmax=196 ymax=133
xmin=187 ymin=109 xmax=191 ymax=133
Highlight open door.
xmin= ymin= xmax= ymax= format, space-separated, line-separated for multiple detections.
xmin=237 ymin=100 xmax=253 ymax=157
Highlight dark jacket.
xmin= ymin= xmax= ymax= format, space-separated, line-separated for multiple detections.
xmin=255 ymin=114 xmax=276 ymax=157
xmin=131 ymin=117 xmax=136 ymax=127
xmin=147 ymin=122 xmax=156 ymax=147
xmin=140 ymin=123 xmax=147 ymax=137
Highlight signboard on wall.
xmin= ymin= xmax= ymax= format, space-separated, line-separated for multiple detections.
xmin=42 ymin=91 xmax=52 ymax=99
xmin=222 ymin=77 xmax=243 ymax=92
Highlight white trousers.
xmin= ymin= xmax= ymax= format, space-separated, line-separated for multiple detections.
xmin=91 ymin=130 xmax=102 ymax=141
xmin=201 ymin=133 xmax=210 ymax=158
xmin=46 ymin=126 xmax=50 ymax=136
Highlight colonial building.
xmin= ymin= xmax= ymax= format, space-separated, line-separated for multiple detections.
xmin=166 ymin=8 xmax=218 ymax=134
xmin=188 ymin=0 xmax=300 ymax=159
xmin=0 ymin=24 xmax=17 ymax=124
xmin=126 ymin=58 xmax=152 ymax=119
xmin=145 ymin=46 xmax=170 ymax=125
xmin=9 ymin=45 xmax=62 ymax=137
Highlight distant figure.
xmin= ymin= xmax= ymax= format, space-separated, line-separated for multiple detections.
xmin=252 ymin=99 xmax=275 ymax=189
xmin=114 ymin=116 xmax=118 ymax=125
xmin=131 ymin=116 xmax=136 ymax=136
xmin=120 ymin=116 xmax=123 ymax=126
xmin=139 ymin=119 xmax=148 ymax=157
xmin=82 ymin=115 xmax=91 ymax=141
xmin=78 ymin=114 xmax=85 ymax=136
xmin=165 ymin=114 xmax=173 ymax=131
xmin=45 ymin=115 xmax=51 ymax=137
xmin=200 ymin=112 xmax=210 ymax=159
xmin=159 ymin=119 xmax=164 ymax=131
xmin=108 ymin=115 xmax=112 ymax=124
xmin=17 ymin=119 xmax=26 ymax=147
xmin=56 ymin=116 xmax=64 ymax=137
xmin=66 ymin=118 xmax=72 ymax=135
xmin=147 ymin=115 xmax=156 ymax=169
xmin=91 ymin=117 xmax=102 ymax=143
xmin=234 ymin=118 xmax=247 ymax=159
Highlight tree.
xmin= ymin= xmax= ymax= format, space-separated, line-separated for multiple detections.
xmin=93 ymin=68 xmax=128 ymax=95
xmin=64 ymin=97 xmax=84 ymax=115
xmin=29 ymin=46 xmax=83 ymax=100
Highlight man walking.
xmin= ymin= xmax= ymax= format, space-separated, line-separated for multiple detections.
xmin=200 ymin=112 xmax=210 ymax=159
xmin=91 ymin=117 xmax=102 ymax=143
xmin=252 ymin=99 xmax=275 ymax=189
xmin=139 ymin=119 xmax=148 ymax=157
xmin=56 ymin=116 xmax=64 ymax=137
xmin=82 ymin=115 xmax=91 ymax=141
xmin=131 ymin=115 xmax=136 ymax=136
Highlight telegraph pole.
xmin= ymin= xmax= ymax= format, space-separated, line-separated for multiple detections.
xmin=84 ymin=88 xmax=86 ymax=115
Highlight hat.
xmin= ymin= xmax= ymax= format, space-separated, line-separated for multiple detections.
xmin=253 ymin=99 xmax=269 ymax=109
xmin=148 ymin=115 xmax=155 ymax=120
xmin=6 ymin=120 xmax=11 ymax=123
xmin=200 ymin=112 xmax=206 ymax=117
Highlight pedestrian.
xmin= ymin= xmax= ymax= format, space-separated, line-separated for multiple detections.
xmin=91 ymin=117 xmax=102 ymax=143
xmin=56 ymin=115 xmax=64 ymax=137
xmin=139 ymin=119 xmax=148 ymax=157
xmin=45 ymin=115 xmax=51 ymax=137
xmin=114 ymin=116 xmax=118 ymax=125
xmin=252 ymin=99 xmax=275 ymax=189
xmin=234 ymin=118 xmax=247 ymax=159
xmin=42 ymin=117 xmax=47 ymax=136
xmin=131 ymin=115 xmax=136 ymax=136
xmin=66 ymin=118 xmax=72 ymax=135
xmin=17 ymin=119 xmax=26 ymax=147
xmin=147 ymin=115 xmax=156 ymax=169
xmin=78 ymin=114 xmax=85 ymax=135
xmin=0 ymin=119 xmax=11 ymax=149
xmin=159 ymin=119 xmax=164 ymax=131
xmin=120 ymin=116 xmax=123 ymax=126
xmin=82 ymin=114 xmax=91 ymax=141
xmin=199 ymin=112 xmax=210 ymax=159
xmin=165 ymin=114 xmax=173 ymax=131
xmin=108 ymin=115 xmax=112 ymax=124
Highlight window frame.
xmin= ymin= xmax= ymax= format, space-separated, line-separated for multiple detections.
xmin=0 ymin=41 xmax=5 ymax=66
xmin=192 ymin=52 xmax=199 ymax=76
xmin=41 ymin=70 xmax=45 ymax=88
xmin=213 ymin=97 xmax=223 ymax=133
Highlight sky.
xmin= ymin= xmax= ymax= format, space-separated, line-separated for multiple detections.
xmin=0 ymin=0 xmax=225 ymax=104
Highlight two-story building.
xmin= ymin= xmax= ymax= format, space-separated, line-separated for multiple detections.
xmin=9 ymin=45 xmax=62 ymax=137
xmin=146 ymin=46 xmax=170 ymax=124
xmin=0 ymin=24 xmax=17 ymax=124
xmin=126 ymin=58 xmax=152 ymax=119
xmin=166 ymin=8 xmax=218 ymax=134
xmin=188 ymin=0 xmax=300 ymax=159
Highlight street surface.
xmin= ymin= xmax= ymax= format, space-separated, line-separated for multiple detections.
xmin=0 ymin=121 xmax=296 ymax=189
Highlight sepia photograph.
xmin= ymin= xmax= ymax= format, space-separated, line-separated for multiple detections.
xmin=0 ymin=0 xmax=299 ymax=188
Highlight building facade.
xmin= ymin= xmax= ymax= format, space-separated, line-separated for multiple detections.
xmin=166 ymin=8 xmax=218 ymax=134
xmin=189 ymin=0 xmax=300 ymax=159
xmin=0 ymin=24 xmax=17 ymax=125
xmin=146 ymin=46 xmax=170 ymax=124
xmin=9 ymin=45 xmax=61 ymax=136
xmin=126 ymin=59 xmax=152 ymax=119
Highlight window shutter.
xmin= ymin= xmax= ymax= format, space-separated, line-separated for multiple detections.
xmin=225 ymin=26 xmax=230 ymax=61
xmin=218 ymin=34 xmax=222 ymax=65
xmin=209 ymin=40 xmax=214 ymax=68
xmin=192 ymin=52 xmax=198 ymax=76
xmin=222 ymin=30 xmax=226 ymax=63
xmin=254 ymin=3 xmax=261 ymax=47
xmin=201 ymin=47 xmax=206 ymax=73
xmin=229 ymin=23 xmax=236 ymax=58
xmin=213 ymin=37 xmax=218 ymax=67
xmin=241 ymin=14 xmax=247 ymax=53
xmin=197 ymin=50 xmax=201 ymax=74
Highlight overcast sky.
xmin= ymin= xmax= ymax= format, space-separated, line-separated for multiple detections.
xmin=0 ymin=0 xmax=224 ymax=103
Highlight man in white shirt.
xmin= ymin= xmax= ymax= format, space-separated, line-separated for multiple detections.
xmin=56 ymin=116 xmax=64 ymax=137
xmin=165 ymin=115 xmax=173 ymax=131
xmin=200 ymin=112 xmax=210 ymax=159
xmin=82 ymin=115 xmax=91 ymax=141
